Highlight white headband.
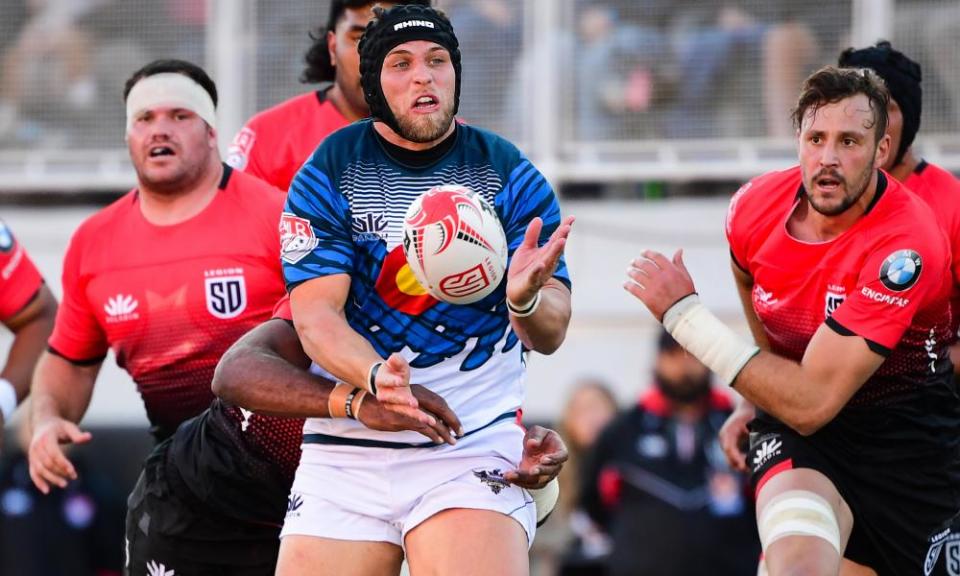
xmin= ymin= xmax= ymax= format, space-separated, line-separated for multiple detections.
xmin=125 ymin=72 xmax=217 ymax=133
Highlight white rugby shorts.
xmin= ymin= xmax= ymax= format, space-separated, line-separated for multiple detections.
xmin=280 ymin=417 xmax=536 ymax=548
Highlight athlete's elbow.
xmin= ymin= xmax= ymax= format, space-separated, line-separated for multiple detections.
xmin=211 ymin=347 xmax=244 ymax=401
xmin=787 ymin=406 xmax=835 ymax=436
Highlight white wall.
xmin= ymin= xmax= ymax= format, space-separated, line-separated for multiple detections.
xmin=0 ymin=197 xmax=749 ymax=425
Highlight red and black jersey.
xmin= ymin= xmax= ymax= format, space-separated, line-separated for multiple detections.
xmin=226 ymin=89 xmax=349 ymax=192
xmin=0 ymin=220 xmax=44 ymax=322
xmin=167 ymin=295 xmax=306 ymax=528
xmin=727 ymin=166 xmax=953 ymax=409
xmin=904 ymin=160 xmax=960 ymax=338
xmin=49 ymin=166 xmax=287 ymax=440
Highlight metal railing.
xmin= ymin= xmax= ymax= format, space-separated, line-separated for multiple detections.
xmin=0 ymin=0 xmax=956 ymax=192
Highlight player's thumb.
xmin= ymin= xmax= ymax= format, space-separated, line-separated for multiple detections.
xmin=673 ymin=249 xmax=690 ymax=275
xmin=386 ymin=353 xmax=408 ymax=375
xmin=62 ymin=422 xmax=92 ymax=445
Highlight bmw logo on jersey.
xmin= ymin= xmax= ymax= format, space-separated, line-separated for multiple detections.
xmin=879 ymin=249 xmax=922 ymax=292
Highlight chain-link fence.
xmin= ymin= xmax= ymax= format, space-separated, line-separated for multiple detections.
xmin=0 ymin=0 xmax=957 ymax=190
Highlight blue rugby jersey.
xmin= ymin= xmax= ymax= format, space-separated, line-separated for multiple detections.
xmin=282 ymin=120 xmax=569 ymax=441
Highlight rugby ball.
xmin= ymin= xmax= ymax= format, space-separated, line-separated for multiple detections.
xmin=402 ymin=185 xmax=508 ymax=305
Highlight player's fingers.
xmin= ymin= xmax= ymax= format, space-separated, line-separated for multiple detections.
xmin=383 ymin=402 xmax=434 ymax=425
xmin=413 ymin=387 xmax=463 ymax=437
xmin=422 ymin=413 xmax=456 ymax=445
xmin=522 ymin=217 xmax=543 ymax=249
xmin=378 ymin=385 xmax=420 ymax=409
xmin=623 ymin=279 xmax=646 ymax=300
xmin=641 ymin=250 xmax=673 ymax=271
xmin=28 ymin=462 xmax=50 ymax=494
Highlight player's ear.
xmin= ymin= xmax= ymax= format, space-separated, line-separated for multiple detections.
xmin=875 ymin=131 xmax=891 ymax=167
xmin=207 ymin=124 xmax=218 ymax=149
xmin=327 ymin=31 xmax=337 ymax=69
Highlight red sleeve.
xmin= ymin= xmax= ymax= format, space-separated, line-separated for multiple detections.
xmin=227 ymin=118 xmax=273 ymax=182
xmin=0 ymin=221 xmax=44 ymax=321
xmin=47 ymin=231 xmax=109 ymax=362
xmin=271 ymin=295 xmax=292 ymax=321
xmin=725 ymin=179 xmax=757 ymax=272
xmin=830 ymin=235 xmax=947 ymax=352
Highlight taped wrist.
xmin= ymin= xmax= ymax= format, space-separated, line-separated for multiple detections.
xmin=662 ymin=294 xmax=760 ymax=386
xmin=530 ymin=477 xmax=560 ymax=526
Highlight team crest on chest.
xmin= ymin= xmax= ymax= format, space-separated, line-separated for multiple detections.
xmin=352 ymin=211 xmax=388 ymax=242
xmin=204 ymin=268 xmax=247 ymax=319
xmin=824 ymin=284 xmax=846 ymax=318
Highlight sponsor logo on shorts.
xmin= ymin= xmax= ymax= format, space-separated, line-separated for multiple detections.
xmin=204 ymin=268 xmax=247 ymax=320
xmin=751 ymin=437 xmax=782 ymax=470
xmin=280 ymin=213 xmax=319 ymax=264
xmin=146 ymin=560 xmax=176 ymax=576
xmin=926 ymin=516 xmax=960 ymax=576
xmin=473 ymin=469 xmax=510 ymax=495
xmin=879 ymin=249 xmax=922 ymax=292
xmin=286 ymin=493 xmax=304 ymax=518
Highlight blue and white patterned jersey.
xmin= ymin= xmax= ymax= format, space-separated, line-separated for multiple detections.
xmin=283 ymin=120 xmax=570 ymax=441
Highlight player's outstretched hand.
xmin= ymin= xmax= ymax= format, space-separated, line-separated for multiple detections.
xmin=506 ymin=216 xmax=575 ymax=307
xmin=505 ymin=425 xmax=569 ymax=489
xmin=623 ymin=249 xmax=697 ymax=321
xmin=719 ymin=402 xmax=755 ymax=473
xmin=358 ymin=384 xmax=464 ymax=445
xmin=28 ymin=418 xmax=92 ymax=494
xmin=374 ymin=353 xmax=431 ymax=424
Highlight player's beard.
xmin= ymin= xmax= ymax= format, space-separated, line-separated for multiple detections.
xmin=392 ymin=99 xmax=455 ymax=144
xmin=135 ymin=149 xmax=212 ymax=196
xmin=805 ymin=154 xmax=877 ymax=217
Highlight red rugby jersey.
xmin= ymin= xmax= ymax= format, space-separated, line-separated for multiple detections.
xmin=904 ymin=161 xmax=960 ymax=338
xmin=211 ymin=294 xmax=309 ymax=485
xmin=0 ymin=221 xmax=44 ymax=322
xmin=49 ymin=166 xmax=287 ymax=439
xmin=226 ymin=89 xmax=349 ymax=192
xmin=726 ymin=166 xmax=953 ymax=407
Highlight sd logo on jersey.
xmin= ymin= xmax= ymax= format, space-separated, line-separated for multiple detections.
xmin=205 ymin=275 xmax=247 ymax=319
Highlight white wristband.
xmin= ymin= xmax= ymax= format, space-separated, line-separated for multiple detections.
xmin=530 ymin=477 xmax=560 ymax=525
xmin=508 ymin=290 xmax=542 ymax=317
xmin=662 ymin=294 xmax=760 ymax=386
xmin=0 ymin=378 xmax=17 ymax=421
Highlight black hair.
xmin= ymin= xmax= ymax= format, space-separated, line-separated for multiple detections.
xmin=300 ymin=0 xmax=432 ymax=84
xmin=123 ymin=59 xmax=218 ymax=106
xmin=792 ymin=66 xmax=890 ymax=144
xmin=839 ymin=40 xmax=922 ymax=166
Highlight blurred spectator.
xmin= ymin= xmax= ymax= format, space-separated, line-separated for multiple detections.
xmin=531 ymin=377 xmax=618 ymax=576
xmin=0 ymin=418 xmax=124 ymax=576
xmin=0 ymin=0 xmax=108 ymax=142
xmin=579 ymin=330 xmax=759 ymax=576
xmin=448 ymin=0 xmax=523 ymax=137
xmin=894 ymin=0 xmax=960 ymax=131
xmin=572 ymin=1 xmax=822 ymax=140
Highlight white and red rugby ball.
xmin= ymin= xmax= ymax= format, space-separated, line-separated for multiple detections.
xmin=402 ymin=185 xmax=508 ymax=305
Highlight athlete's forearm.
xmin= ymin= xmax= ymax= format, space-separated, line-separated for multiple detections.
xmin=30 ymin=351 xmax=99 ymax=426
xmin=733 ymin=324 xmax=881 ymax=435
xmin=509 ymin=280 xmax=571 ymax=354
xmin=212 ymin=319 xmax=337 ymax=418
xmin=294 ymin=302 xmax=385 ymax=393
xmin=2 ymin=285 xmax=57 ymax=402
